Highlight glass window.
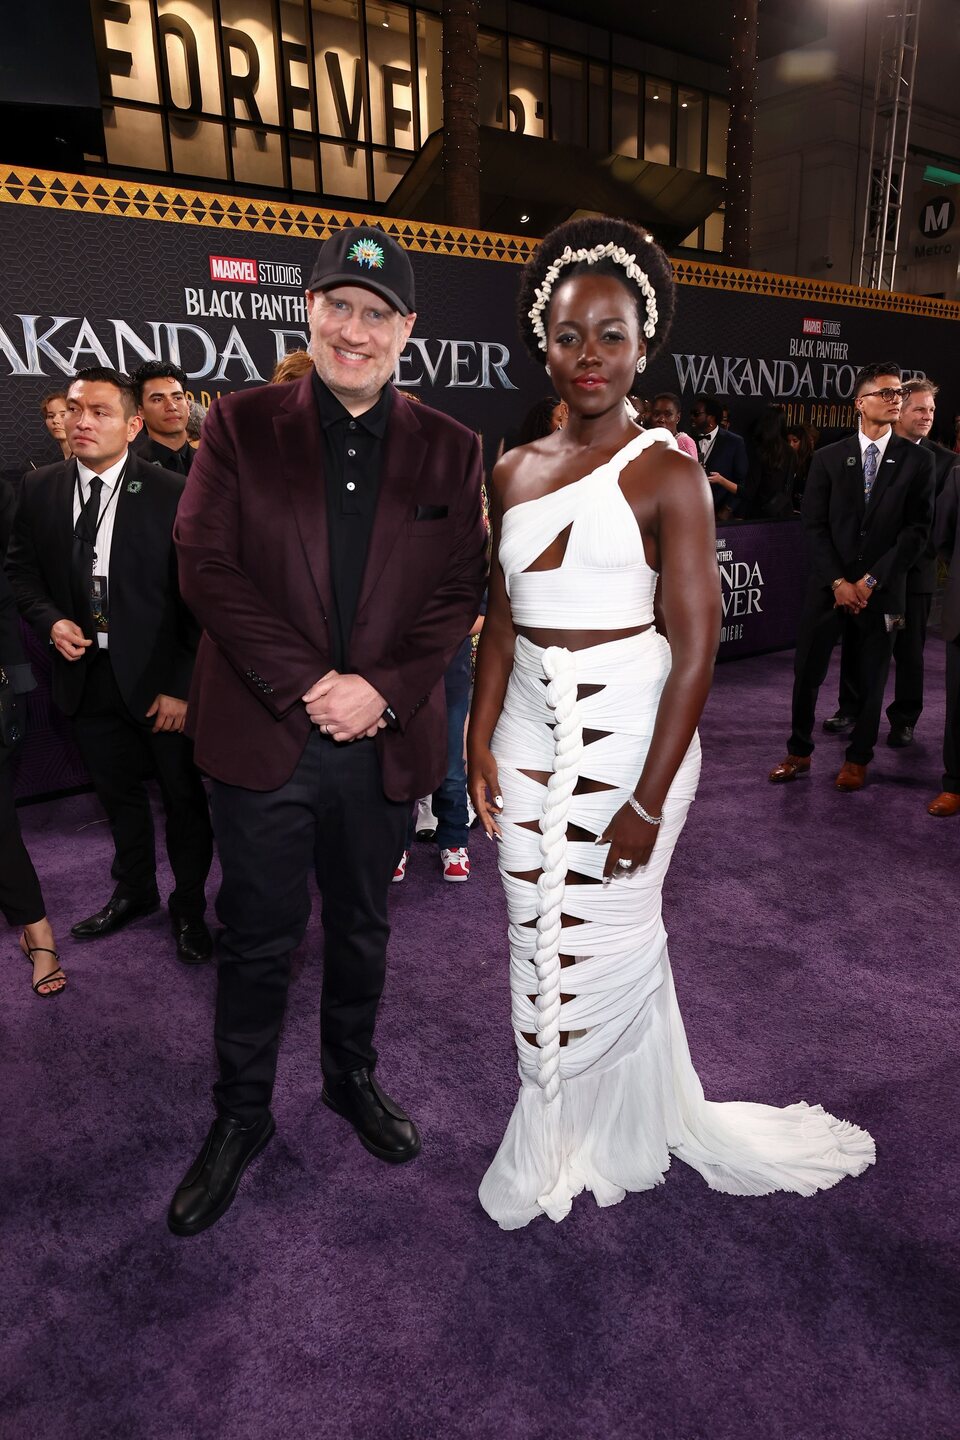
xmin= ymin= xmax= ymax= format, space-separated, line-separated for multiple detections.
xmin=96 ymin=0 xmax=161 ymax=105
xmin=277 ymin=0 xmax=313 ymax=132
xmin=611 ymin=69 xmax=638 ymax=158
xmin=219 ymin=0 xmax=280 ymax=127
xmin=706 ymin=96 xmax=728 ymax=178
xmin=508 ymin=38 xmax=545 ymax=138
xmin=676 ymin=88 xmax=703 ymax=172
xmin=704 ymin=209 xmax=725 ymax=253
xmin=231 ymin=125 xmax=284 ymax=187
xmin=168 ymin=117 xmax=228 ymax=179
xmin=479 ymin=30 xmax=505 ymax=128
xmin=588 ymin=62 xmax=609 ymax=153
xmin=644 ymin=78 xmax=672 ymax=166
xmin=366 ymin=2 xmax=415 ymax=150
xmin=550 ymin=52 xmax=585 ymax=146
xmin=417 ymin=12 xmax=442 ymax=140
xmin=157 ymin=0 xmax=222 ymax=116
xmin=313 ymin=0 xmax=367 ymax=144
xmin=372 ymin=148 xmax=413 ymax=203
xmin=102 ymin=105 xmax=167 ymax=171
xmin=677 ymin=224 xmax=701 ymax=251
xmin=320 ymin=139 xmax=368 ymax=200
xmin=289 ymin=136 xmax=318 ymax=192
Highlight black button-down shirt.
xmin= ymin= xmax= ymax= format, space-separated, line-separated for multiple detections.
xmin=135 ymin=433 xmax=195 ymax=476
xmin=313 ymin=371 xmax=392 ymax=671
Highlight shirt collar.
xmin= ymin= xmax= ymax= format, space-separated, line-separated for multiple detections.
xmin=701 ymin=426 xmax=719 ymax=444
xmin=312 ymin=371 xmax=392 ymax=437
xmin=858 ymin=425 xmax=892 ymax=462
xmin=76 ymin=451 xmax=129 ymax=489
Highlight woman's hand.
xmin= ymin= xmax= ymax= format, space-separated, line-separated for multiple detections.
xmin=468 ymin=746 xmax=504 ymax=840
xmin=596 ymin=802 xmax=660 ymax=880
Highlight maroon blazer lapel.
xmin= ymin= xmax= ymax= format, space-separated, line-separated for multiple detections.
xmin=355 ymin=391 xmax=428 ymax=617
xmin=273 ymin=376 xmax=336 ymax=622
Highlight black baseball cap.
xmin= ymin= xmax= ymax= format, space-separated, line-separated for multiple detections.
xmin=306 ymin=226 xmax=415 ymax=315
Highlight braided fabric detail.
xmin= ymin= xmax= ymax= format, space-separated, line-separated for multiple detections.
xmin=533 ymin=646 xmax=583 ymax=1103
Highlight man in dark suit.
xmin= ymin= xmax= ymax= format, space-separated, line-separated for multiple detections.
xmin=689 ymin=394 xmax=748 ymax=521
xmin=928 ymin=464 xmax=960 ymax=817
xmin=5 ymin=367 xmax=213 ymax=961
xmin=824 ymin=377 xmax=956 ymax=745
xmin=768 ymin=363 xmax=935 ymax=791
xmin=167 ymin=226 xmax=487 ymax=1236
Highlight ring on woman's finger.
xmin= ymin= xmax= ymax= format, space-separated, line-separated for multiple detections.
xmin=617 ymin=857 xmax=634 ymax=869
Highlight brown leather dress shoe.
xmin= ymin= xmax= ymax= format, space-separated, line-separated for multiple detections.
xmin=768 ymin=755 xmax=811 ymax=783
xmin=927 ymin=791 xmax=960 ymax=817
xmin=835 ymin=761 xmax=867 ymax=791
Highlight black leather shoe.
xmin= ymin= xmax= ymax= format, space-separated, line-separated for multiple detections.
xmin=822 ymin=711 xmax=855 ymax=735
xmin=71 ymin=892 xmax=160 ymax=941
xmin=171 ymin=914 xmax=213 ymax=965
xmin=887 ymin=725 xmax=914 ymax=748
xmin=167 ymin=1111 xmax=275 ymax=1236
xmin=322 ymin=1068 xmax=421 ymax=1164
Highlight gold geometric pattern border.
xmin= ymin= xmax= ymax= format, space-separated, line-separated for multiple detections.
xmin=3 ymin=165 xmax=959 ymax=320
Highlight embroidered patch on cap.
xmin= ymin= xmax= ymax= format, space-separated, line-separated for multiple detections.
xmin=347 ymin=238 xmax=385 ymax=270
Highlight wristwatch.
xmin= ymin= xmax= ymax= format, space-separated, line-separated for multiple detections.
xmin=831 ymin=578 xmax=844 ymax=591
xmin=863 ymin=574 xmax=878 ymax=589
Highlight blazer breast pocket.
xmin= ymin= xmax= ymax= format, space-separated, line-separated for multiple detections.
xmin=414 ymin=504 xmax=449 ymax=521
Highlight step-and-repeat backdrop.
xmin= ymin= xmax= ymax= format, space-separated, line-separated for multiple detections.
xmin=2 ymin=168 xmax=957 ymax=795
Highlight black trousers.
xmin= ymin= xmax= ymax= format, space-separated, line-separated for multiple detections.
xmin=837 ymin=590 xmax=932 ymax=730
xmin=788 ymin=589 xmax=895 ymax=766
xmin=0 ymin=758 xmax=46 ymax=927
xmin=943 ymin=635 xmax=960 ymax=794
xmin=71 ymin=651 xmax=212 ymax=917
xmin=211 ymin=731 xmax=409 ymax=1123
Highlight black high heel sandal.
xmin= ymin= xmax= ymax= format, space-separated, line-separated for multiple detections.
xmin=19 ymin=934 xmax=67 ymax=998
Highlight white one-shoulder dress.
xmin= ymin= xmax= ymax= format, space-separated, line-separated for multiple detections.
xmin=479 ymin=429 xmax=875 ymax=1230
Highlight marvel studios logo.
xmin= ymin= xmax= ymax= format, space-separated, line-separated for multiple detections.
xmin=802 ymin=317 xmax=842 ymax=336
xmin=209 ymin=255 xmax=303 ymax=287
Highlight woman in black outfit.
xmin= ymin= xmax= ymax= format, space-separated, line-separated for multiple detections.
xmin=743 ymin=406 xmax=796 ymax=520
xmin=786 ymin=423 xmax=817 ymax=511
xmin=0 ymin=567 xmax=65 ymax=996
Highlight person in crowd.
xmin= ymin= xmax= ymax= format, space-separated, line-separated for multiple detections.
xmin=768 ymin=364 xmax=935 ymax=792
xmin=823 ymin=378 xmax=955 ymax=747
xmin=689 ymin=393 xmax=747 ymax=521
xmin=648 ymin=392 xmax=699 ymax=460
xmin=741 ymin=406 xmax=795 ymax=520
xmin=270 ymin=349 xmax=315 ymax=385
xmin=928 ymin=461 xmax=960 ymax=817
xmin=786 ymin=423 xmax=817 ymax=510
xmin=468 ymin=214 xmax=874 ymax=1231
xmin=186 ymin=400 xmax=207 ymax=448
xmin=6 ymin=366 xmax=213 ymax=962
xmin=0 ymin=477 xmax=15 ymax=558
xmin=719 ymin=405 xmax=732 ymax=431
xmin=394 ymin=603 xmax=485 ymax=884
xmin=41 ymin=391 xmax=72 ymax=461
xmin=0 ymin=566 xmax=65 ymax=996
xmin=130 ymin=361 xmax=195 ymax=475
xmin=167 ymin=226 xmax=487 ymax=1237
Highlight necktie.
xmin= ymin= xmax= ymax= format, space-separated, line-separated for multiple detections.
xmin=76 ymin=476 xmax=103 ymax=547
xmin=863 ymin=443 xmax=879 ymax=502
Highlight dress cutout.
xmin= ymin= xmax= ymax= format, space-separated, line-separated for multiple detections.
xmin=480 ymin=433 xmax=875 ymax=1229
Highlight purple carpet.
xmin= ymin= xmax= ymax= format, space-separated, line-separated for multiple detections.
xmin=3 ymin=644 xmax=958 ymax=1440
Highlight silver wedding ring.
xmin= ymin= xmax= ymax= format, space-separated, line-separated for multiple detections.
xmin=617 ymin=858 xmax=633 ymax=869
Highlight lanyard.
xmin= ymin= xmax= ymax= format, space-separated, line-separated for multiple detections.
xmin=74 ymin=459 xmax=128 ymax=555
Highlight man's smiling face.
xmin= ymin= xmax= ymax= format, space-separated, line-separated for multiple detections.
xmin=307 ymin=285 xmax=416 ymax=415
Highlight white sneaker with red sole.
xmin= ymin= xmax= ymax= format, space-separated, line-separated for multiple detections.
xmin=392 ymin=850 xmax=409 ymax=883
xmin=440 ymin=847 xmax=470 ymax=882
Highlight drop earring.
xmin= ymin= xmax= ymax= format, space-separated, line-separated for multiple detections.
xmin=545 ymin=363 xmax=552 ymax=377
xmin=636 ymin=355 xmax=647 ymax=375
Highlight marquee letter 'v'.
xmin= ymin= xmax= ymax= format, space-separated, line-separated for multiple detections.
xmin=325 ymin=52 xmax=363 ymax=144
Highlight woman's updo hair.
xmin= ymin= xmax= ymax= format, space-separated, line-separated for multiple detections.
xmin=517 ymin=215 xmax=676 ymax=368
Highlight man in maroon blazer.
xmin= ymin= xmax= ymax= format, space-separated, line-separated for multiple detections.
xmin=168 ymin=227 xmax=487 ymax=1235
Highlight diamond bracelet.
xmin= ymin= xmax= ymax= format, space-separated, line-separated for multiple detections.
xmin=628 ymin=795 xmax=663 ymax=826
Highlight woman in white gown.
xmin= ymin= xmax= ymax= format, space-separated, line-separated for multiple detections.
xmin=467 ymin=217 xmax=875 ymax=1231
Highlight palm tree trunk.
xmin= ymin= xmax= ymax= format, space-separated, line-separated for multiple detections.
xmin=442 ymin=0 xmax=481 ymax=228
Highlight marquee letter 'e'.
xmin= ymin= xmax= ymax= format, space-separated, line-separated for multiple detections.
xmin=281 ymin=40 xmax=311 ymax=129
xmin=381 ymin=66 xmax=412 ymax=147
